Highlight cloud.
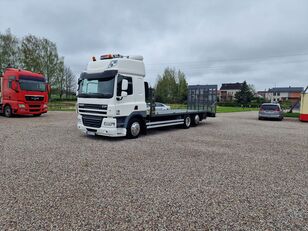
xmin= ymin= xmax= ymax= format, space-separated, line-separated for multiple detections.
xmin=1 ymin=0 xmax=308 ymax=89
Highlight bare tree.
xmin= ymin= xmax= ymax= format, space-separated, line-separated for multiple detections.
xmin=64 ymin=66 xmax=76 ymax=99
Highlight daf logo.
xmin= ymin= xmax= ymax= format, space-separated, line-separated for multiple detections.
xmin=32 ymin=97 xmax=40 ymax=101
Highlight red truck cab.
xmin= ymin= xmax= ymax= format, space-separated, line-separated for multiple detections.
xmin=0 ymin=68 xmax=50 ymax=117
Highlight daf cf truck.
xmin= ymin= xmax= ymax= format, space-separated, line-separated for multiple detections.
xmin=77 ymin=54 xmax=217 ymax=138
xmin=0 ymin=68 xmax=49 ymax=117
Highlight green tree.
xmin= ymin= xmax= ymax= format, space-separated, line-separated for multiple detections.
xmin=0 ymin=29 xmax=19 ymax=72
xmin=177 ymin=70 xmax=188 ymax=103
xmin=155 ymin=67 xmax=188 ymax=103
xmin=0 ymin=29 xmax=75 ymax=100
xmin=20 ymin=35 xmax=60 ymax=85
xmin=234 ymin=81 xmax=254 ymax=106
xmin=155 ymin=67 xmax=177 ymax=103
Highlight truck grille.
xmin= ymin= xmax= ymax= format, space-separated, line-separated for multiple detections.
xmin=25 ymin=96 xmax=44 ymax=101
xmin=78 ymin=104 xmax=108 ymax=115
xmin=29 ymin=105 xmax=41 ymax=108
xmin=29 ymin=104 xmax=42 ymax=112
xmin=79 ymin=104 xmax=107 ymax=110
xmin=82 ymin=115 xmax=103 ymax=128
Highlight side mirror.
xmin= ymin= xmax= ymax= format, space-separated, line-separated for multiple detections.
xmin=11 ymin=80 xmax=18 ymax=92
xmin=121 ymin=91 xmax=128 ymax=97
xmin=121 ymin=79 xmax=128 ymax=91
xmin=46 ymin=84 xmax=51 ymax=94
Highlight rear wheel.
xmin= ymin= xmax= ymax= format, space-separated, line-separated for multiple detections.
xmin=191 ymin=114 xmax=200 ymax=126
xmin=4 ymin=105 xmax=12 ymax=117
xmin=127 ymin=118 xmax=141 ymax=139
xmin=182 ymin=115 xmax=191 ymax=129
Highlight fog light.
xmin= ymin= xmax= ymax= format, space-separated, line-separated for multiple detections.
xmin=104 ymin=122 xmax=115 ymax=127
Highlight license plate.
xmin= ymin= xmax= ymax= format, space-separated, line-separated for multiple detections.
xmin=86 ymin=131 xmax=96 ymax=136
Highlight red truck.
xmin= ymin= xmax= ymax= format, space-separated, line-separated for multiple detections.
xmin=0 ymin=68 xmax=50 ymax=117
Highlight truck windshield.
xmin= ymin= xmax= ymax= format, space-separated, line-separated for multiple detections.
xmin=78 ymin=72 xmax=115 ymax=98
xmin=19 ymin=76 xmax=46 ymax=92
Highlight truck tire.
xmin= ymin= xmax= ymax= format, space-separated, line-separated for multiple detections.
xmin=127 ymin=118 xmax=141 ymax=139
xmin=182 ymin=115 xmax=191 ymax=129
xmin=191 ymin=114 xmax=200 ymax=126
xmin=4 ymin=105 xmax=12 ymax=117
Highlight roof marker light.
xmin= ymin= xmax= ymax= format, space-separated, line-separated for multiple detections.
xmin=100 ymin=54 xmax=113 ymax=60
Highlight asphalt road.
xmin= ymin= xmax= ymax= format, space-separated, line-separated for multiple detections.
xmin=0 ymin=112 xmax=307 ymax=230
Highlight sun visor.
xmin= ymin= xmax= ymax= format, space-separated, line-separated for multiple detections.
xmin=79 ymin=70 xmax=118 ymax=80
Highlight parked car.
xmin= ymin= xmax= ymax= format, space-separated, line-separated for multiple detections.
xmin=147 ymin=102 xmax=171 ymax=111
xmin=258 ymin=103 xmax=284 ymax=121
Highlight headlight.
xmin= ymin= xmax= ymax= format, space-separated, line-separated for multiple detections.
xmin=78 ymin=117 xmax=82 ymax=124
xmin=18 ymin=104 xmax=26 ymax=108
xmin=43 ymin=104 xmax=48 ymax=108
xmin=104 ymin=122 xmax=116 ymax=127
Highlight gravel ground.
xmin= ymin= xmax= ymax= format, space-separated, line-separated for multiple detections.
xmin=0 ymin=111 xmax=307 ymax=230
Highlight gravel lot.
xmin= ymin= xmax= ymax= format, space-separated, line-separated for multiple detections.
xmin=0 ymin=111 xmax=307 ymax=230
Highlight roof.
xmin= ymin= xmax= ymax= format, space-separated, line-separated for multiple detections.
xmin=86 ymin=57 xmax=145 ymax=77
xmin=220 ymin=82 xmax=242 ymax=90
xmin=268 ymin=87 xmax=304 ymax=93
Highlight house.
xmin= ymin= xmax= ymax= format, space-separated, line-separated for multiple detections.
xmin=257 ymin=90 xmax=271 ymax=101
xmin=268 ymin=87 xmax=304 ymax=103
xmin=219 ymin=82 xmax=242 ymax=102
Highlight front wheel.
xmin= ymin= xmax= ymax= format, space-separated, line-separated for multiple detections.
xmin=4 ymin=105 xmax=12 ymax=117
xmin=127 ymin=118 xmax=141 ymax=139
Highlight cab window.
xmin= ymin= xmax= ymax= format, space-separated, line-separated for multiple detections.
xmin=8 ymin=76 xmax=16 ymax=88
xmin=117 ymin=75 xmax=133 ymax=96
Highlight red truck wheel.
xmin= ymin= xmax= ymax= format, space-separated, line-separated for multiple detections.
xmin=4 ymin=105 xmax=12 ymax=117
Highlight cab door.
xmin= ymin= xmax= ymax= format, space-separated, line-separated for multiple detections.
xmin=115 ymin=75 xmax=135 ymax=116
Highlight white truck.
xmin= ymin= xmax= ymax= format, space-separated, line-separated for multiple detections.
xmin=77 ymin=54 xmax=217 ymax=138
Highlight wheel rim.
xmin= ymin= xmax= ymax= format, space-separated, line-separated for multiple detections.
xmin=194 ymin=115 xmax=200 ymax=125
xmin=131 ymin=122 xmax=141 ymax=137
xmin=185 ymin=116 xmax=191 ymax=127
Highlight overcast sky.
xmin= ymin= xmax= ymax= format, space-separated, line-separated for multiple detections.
xmin=1 ymin=0 xmax=308 ymax=90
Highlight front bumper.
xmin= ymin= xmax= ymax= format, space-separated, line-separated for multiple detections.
xmin=13 ymin=103 xmax=47 ymax=115
xmin=77 ymin=116 xmax=126 ymax=137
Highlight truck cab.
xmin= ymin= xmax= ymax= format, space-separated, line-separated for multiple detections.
xmin=77 ymin=54 xmax=147 ymax=137
xmin=0 ymin=68 xmax=49 ymax=117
